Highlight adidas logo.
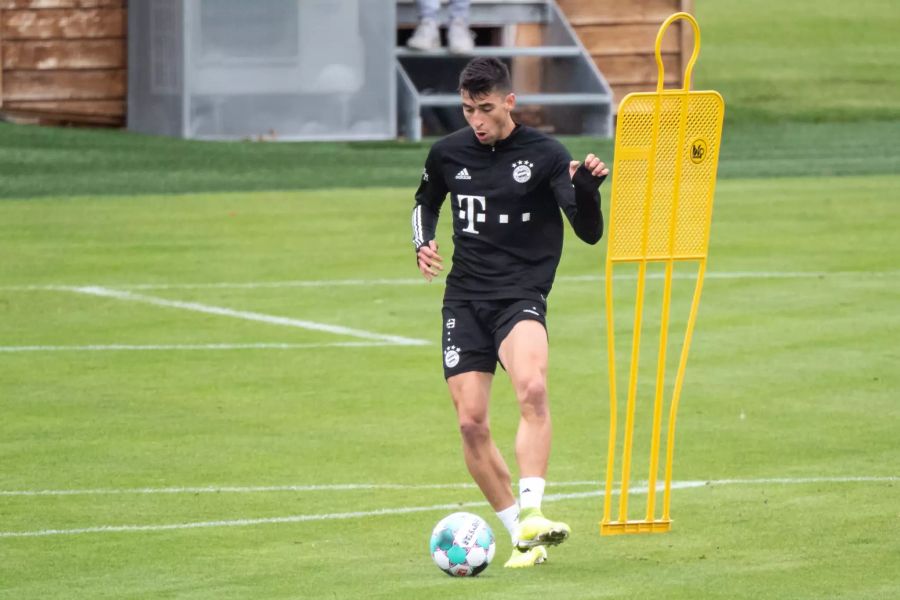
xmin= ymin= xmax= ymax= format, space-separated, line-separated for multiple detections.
xmin=455 ymin=168 xmax=472 ymax=180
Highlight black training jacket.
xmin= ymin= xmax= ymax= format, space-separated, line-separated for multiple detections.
xmin=411 ymin=124 xmax=605 ymax=303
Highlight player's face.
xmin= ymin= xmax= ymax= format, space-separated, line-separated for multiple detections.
xmin=461 ymin=89 xmax=516 ymax=145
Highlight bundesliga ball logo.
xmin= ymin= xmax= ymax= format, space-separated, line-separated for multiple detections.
xmin=429 ymin=512 xmax=496 ymax=576
xmin=512 ymin=160 xmax=534 ymax=183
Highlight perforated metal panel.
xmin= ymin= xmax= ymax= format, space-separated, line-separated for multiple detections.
xmin=607 ymin=90 xmax=723 ymax=262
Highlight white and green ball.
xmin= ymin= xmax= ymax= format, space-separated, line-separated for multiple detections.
xmin=429 ymin=512 xmax=496 ymax=577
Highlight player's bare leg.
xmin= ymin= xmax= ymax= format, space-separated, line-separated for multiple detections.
xmin=499 ymin=320 xmax=570 ymax=550
xmin=447 ymin=371 xmax=545 ymax=567
xmin=499 ymin=320 xmax=551 ymax=477
xmin=447 ymin=371 xmax=516 ymax=511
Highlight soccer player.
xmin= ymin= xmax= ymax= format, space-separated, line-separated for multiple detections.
xmin=410 ymin=57 xmax=609 ymax=568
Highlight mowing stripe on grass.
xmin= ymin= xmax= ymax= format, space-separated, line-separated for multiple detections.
xmin=1 ymin=270 xmax=897 ymax=292
xmin=0 ymin=480 xmax=593 ymax=497
xmin=0 ymin=342 xmax=411 ymax=353
xmin=62 ymin=286 xmax=429 ymax=346
xmin=0 ymin=477 xmax=895 ymax=538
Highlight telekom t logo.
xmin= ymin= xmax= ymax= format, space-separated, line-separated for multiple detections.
xmin=457 ymin=195 xmax=486 ymax=234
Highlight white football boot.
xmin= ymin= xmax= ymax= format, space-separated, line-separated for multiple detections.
xmin=504 ymin=545 xmax=548 ymax=568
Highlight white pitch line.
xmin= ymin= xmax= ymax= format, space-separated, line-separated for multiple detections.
xmin=121 ymin=278 xmax=427 ymax=290
xmin=0 ymin=502 xmax=491 ymax=539
xmin=1 ymin=270 xmax=896 ymax=292
xmin=0 ymin=476 xmax=895 ymax=539
xmin=0 ymin=342 xmax=404 ymax=354
xmin=1 ymin=476 xmax=893 ymax=498
xmin=63 ymin=286 xmax=428 ymax=347
xmin=0 ymin=480 xmax=598 ymax=497
xmin=0 ymin=482 xmax=700 ymax=539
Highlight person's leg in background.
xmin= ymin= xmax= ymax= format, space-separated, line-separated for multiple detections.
xmin=447 ymin=0 xmax=474 ymax=54
xmin=407 ymin=0 xmax=441 ymax=50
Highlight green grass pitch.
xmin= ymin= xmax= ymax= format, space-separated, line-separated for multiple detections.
xmin=1 ymin=175 xmax=898 ymax=598
xmin=1 ymin=0 xmax=899 ymax=597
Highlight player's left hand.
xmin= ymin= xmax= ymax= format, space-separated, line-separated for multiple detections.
xmin=569 ymin=153 xmax=609 ymax=180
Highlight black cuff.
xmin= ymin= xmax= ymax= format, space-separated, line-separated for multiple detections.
xmin=572 ymin=164 xmax=607 ymax=191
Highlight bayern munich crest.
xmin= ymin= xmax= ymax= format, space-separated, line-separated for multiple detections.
xmin=444 ymin=345 xmax=461 ymax=368
xmin=512 ymin=160 xmax=533 ymax=183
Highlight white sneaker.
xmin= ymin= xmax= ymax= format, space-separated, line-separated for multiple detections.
xmin=447 ymin=18 xmax=474 ymax=54
xmin=407 ymin=18 xmax=440 ymax=51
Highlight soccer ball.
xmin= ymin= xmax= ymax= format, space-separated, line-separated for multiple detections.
xmin=429 ymin=512 xmax=496 ymax=577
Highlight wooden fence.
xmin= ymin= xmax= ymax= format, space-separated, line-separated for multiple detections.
xmin=559 ymin=0 xmax=695 ymax=104
xmin=0 ymin=0 xmax=127 ymax=125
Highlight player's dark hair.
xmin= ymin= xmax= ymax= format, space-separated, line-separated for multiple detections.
xmin=458 ymin=57 xmax=511 ymax=98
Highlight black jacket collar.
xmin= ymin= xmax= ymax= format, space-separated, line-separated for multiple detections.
xmin=470 ymin=123 xmax=523 ymax=151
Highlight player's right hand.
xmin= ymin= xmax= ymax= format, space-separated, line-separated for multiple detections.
xmin=417 ymin=240 xmax=443 ymax=282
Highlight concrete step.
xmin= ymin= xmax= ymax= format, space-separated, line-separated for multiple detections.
xmin=396 ymin=45 xmax=583 ymax=58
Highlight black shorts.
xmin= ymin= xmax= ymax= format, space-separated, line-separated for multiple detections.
xmin=441 ymin=298 xmax=547 ymax=379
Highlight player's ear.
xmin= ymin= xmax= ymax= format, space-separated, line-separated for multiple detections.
xmin=504 ymin=92 xmax=516 ymax=111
